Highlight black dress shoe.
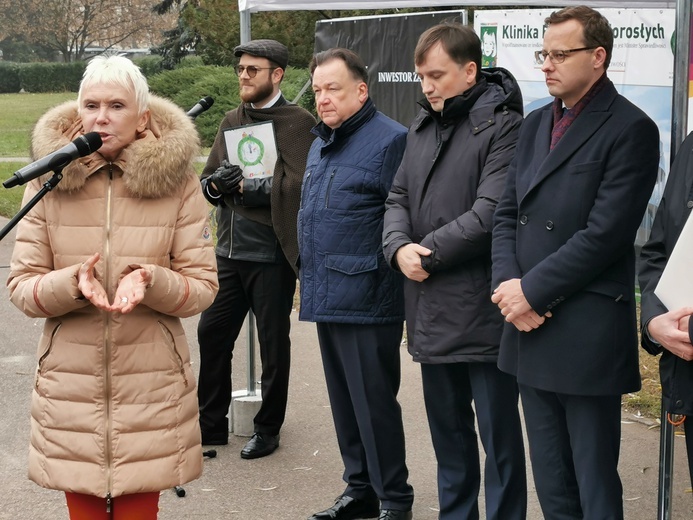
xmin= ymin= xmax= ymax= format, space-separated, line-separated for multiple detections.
xmin=240 ymin=432 xmax=279 ymax=459
xmin=308 ymin=495 xmax=379 ymax=519
xmin=378 ymin=510 xmax=412 ymax=520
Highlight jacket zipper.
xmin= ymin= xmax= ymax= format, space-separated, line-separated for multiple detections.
xmin=301 ymin=170 xmax=311 ymax=208
xmin=104 ymin=165 xmax=114 ymax=510
xmin=432 ymin=134 xmax=443 ymax=163
xmin=227 ymin=209 xmax=235 ymax=259
xmin=325 ymin=169 xmax=336 ymax=208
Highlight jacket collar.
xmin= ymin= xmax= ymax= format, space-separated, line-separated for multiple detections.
xmin=418 ymin=78 xmax=488 ymax=127
xmin=413 ymin=67 xmax=523 ymax=133
xmin=312 ymin=97 xmax=377 ymax=145
xmin=523 ymin=79 xmax=618 ymax=198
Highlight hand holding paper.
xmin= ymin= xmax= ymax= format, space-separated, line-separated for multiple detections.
xmin=210 ymin=160 xmax=244 ymax=194
xmin=647 ymin=306 xmax=693 ymax=361
xmin=655 ymin=212 xmax=693 ymax=310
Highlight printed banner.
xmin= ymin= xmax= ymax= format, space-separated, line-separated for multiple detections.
xmin=474 ymin=8 xmax=675 ymax=246
xmin=315 ymin=10 xmax=468 ymax=127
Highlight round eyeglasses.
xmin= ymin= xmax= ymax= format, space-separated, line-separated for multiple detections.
xmin=235 ymin=65 xmax=276 ymax=78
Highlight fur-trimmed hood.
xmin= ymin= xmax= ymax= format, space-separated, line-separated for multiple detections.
xmin=30 ymin=95 xmax=200 ymax=197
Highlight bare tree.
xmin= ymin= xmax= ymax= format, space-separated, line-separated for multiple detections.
xmin=0 ymin=0 xmax=176 ymax=61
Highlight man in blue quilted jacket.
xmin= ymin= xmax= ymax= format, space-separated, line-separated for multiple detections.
xmin=297 ymin=48 xmax=413 ymax=520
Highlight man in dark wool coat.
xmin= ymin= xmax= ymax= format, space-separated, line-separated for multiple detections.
xmin=491 ymin=6 xmax=659 ymax=519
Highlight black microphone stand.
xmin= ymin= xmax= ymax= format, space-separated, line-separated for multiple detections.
xmin=0 ymin=168 xmax=63 ymax=242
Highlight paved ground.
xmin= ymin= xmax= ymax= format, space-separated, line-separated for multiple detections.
xmin=1 ymin=214 xmax=693 ymax=519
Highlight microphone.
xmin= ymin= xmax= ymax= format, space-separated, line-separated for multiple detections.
xmin=4 ymin=132 xmax=103 ymax=189
xmin=186 ymin=96 xmax=214 ymax=119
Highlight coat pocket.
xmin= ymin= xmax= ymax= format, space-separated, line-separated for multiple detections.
xmin=158 ymin=321 xmax=189 ymax=388
xmin=567 ymin=160 xmax=603 ymax=175
xmin=35 ymin=321 xmax=61 ymax=395
xmin=583 ymin=278 xmax=630 ymax=302
xmin=325 ymin=253 xmax=378 ymax=312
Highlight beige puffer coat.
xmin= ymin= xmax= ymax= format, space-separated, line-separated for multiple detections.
xmin=7 ymin=95 xmax=218 ymax=499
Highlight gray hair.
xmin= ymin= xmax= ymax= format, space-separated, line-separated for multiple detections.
xmin=78 ymin=55 xmax=150 ymax=115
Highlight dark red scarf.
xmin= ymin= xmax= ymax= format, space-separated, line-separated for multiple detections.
xmin=550 ymin=72 xmax=609 ymax=150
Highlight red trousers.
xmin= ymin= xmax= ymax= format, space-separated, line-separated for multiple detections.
xmin=65 ymin=491 xmax=160 ymax=520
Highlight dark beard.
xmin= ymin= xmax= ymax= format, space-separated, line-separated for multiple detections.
xmin=240 ymin=77 xmax=275 ymax=105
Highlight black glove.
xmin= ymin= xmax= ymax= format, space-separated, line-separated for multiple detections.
xmin=209 ymin=160 xmax=243 ymax=194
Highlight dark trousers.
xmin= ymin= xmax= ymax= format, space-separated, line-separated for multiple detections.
xmin=197 ymin=256 xmax=295 ymax=437
xmin=421 ymin=362 xmax=527 ymax=520
xmin=519 ymin=384 xmax=623 ymax=520
xmin=316 ymin=321 xmax=414 ymax=511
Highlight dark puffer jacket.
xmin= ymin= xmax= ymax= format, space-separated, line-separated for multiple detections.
xmin=383 ymin=68 xmax=523 ymax=363
xmin=298 ymin=98 xmax=406 ymax=324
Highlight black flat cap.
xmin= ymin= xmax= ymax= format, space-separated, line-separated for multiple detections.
xmin=233 ymin=39 xmax=289 ymax=70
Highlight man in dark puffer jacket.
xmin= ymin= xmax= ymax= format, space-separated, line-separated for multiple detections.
xmin=383 ymin=23 xmax=526 ymax=519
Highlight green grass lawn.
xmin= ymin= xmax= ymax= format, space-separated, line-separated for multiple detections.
xmin=0 ymin=92 xmax=76 ymax=157
xmin=0 ymin=162 xmax=27 ymax=218
xmin=0 ymin=93 xmax=75 ymax=219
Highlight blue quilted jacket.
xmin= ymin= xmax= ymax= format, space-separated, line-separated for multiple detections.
xmin=298 ymin=99 xmax=406 ymax=324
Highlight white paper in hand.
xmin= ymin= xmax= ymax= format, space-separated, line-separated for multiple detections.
xmin=223 ymin=120 xmax=277 ymax=180
xmin=655 ymin=210 xmax=693 ymax=311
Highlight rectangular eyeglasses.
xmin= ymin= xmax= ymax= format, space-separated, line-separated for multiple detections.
xmin=534 ymin=47 xmax=597 ymax=65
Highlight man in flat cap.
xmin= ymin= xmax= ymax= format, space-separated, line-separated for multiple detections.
xmin=197 ymin=39 xmax=316 ymax=458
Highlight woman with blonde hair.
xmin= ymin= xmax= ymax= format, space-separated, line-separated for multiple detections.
xmin=7 ymin=55 xmax=218 ymax=519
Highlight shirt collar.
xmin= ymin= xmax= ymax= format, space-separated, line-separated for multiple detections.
xmin=251 ymin=90 xmax=282 ymax=109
